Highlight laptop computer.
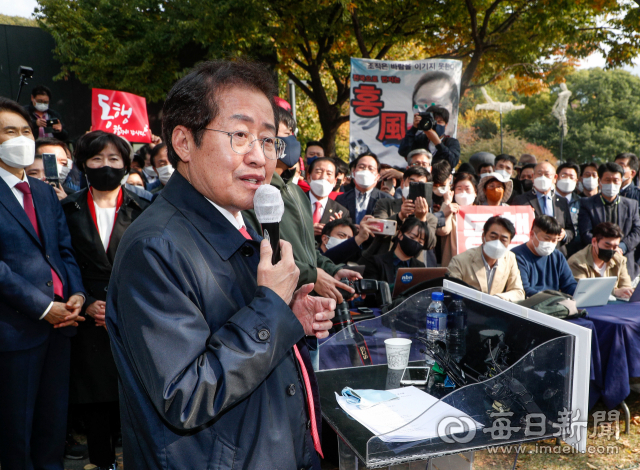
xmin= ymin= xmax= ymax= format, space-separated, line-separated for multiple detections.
xmin=393 ymin=268 xmax=448 ymax=297
xmin=573 ymin=277 xmax=618 ymax=308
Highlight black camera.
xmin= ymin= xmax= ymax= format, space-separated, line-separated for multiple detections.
xmin=332 ymin=279 xmax=392 ymax=334
xmin=416 ymin=111 xmax=437 ymax=132
xmin=19 ymin=66 xmax=34 ymax=79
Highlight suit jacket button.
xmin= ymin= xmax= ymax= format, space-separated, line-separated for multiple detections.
xmin=287 ymin=384 xmax=296 ymax=396
xmin=46 ymin=281 xmax=53 ymax=287
xmin=258 ymin=329 xmax=270 ymax=341
xmin=46 ymin=254 xmax=50 ymax=259
xmin=240 ymin=245 xmax=254 ymax=257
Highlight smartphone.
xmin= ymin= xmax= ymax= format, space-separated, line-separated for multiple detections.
xmin=400 ymin=367 xmax=430 ymax=385
xmin=42 ymin=153 xmax=59 ymax=185
xmin=46 ymin=118 xmax=59 ymax=127
xmin=382 ymin=179 xmax=395 ymax=191
xmin=368 ymin=218 xmax=397 ymax=236
xmin=407 ymin=181 xmax=429 ymax=201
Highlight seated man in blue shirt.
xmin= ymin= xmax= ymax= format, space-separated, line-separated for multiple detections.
xmin=512 ymin=215 xmax=577 ymax=297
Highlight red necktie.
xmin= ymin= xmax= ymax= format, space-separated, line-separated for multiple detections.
xmin=15 ymin=182 xmax=64 ymax=298
xmin=312 ymin=201 xmax=322 ymax=224
xmin=237 ymin=226 xmax=323 ymax=456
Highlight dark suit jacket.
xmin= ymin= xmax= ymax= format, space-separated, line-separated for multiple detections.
xmin=335 ymin=187 xmax=392 ymax=223
xmin=62 ymin=186 xmax=149 ymax=404
xmin=512 ymin=190 xmax=575 ymax=255
xmin=106 ymin=172 xmax=320 ymax=470
xmin=578 ymin=194 xmax=640 ymax=279
xmin=0 ymin=176 xmax=84 ymax=352
xmin=362 ymin=249 xmax=425 ymax=285
xmin=25 ymin=103 xmax=69 ymax=141
xmin=308 ymin=193 xmax=351 ymax=245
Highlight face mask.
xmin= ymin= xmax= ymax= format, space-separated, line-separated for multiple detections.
xmin=354 ymin=170 xmax=376 ymax=188
xmin=596 ymin=245 xmax=616 ymax=263
xmin=577 ymin=181 xmax=584 ymax=193
xmin=398 ymin=234 xmax=423 ymax=257
xmin=35 ymin=102 xmax=49 ymax=112
xmin=0 ymin=136 xmax=35 ymax=169
xmin=483 ymin=239 xmax=509 ymax=260
xmin=496 ymin=169 xmax=512 ymax=180
xmin=533 ymin=231 xmax=556 ymax=257
xmin=582 ymin=177 xmax=598 ymax=191
xmin=534 ymin=176 xmax=553 ymax=193
xmin=309 ymin=178 xmax=334 ymax=198
xmin=401 ymin=185 xmax=411 ymax=199
xmin=156 ymin=164 xmax=174 ymax=185
xmin=143 ymin=165 xmax=157 ymax=177
xmin=325 ymin=236 xmax=346 ymax=250
xmin=58 ymin=161 xmax=72 ymax=180
xmin=556 ymin=178 xmax=576 ymax=193
xmin=85 ymin=166 xmax=127 ymax=191
xmin=485 ymin=187 xmax=504 ymax=204
xmin=433 ymin=184 xmax=449 ymax=196
xmin=601 ymin=183 xmax=620 ymax=198
xmin=279 ymin=135 xmax=301 ymax=168
xmin=434 ymin=124 xmax=446 ymax=137
xmin=521 ymin=179 xmax=534 ymax=192
xmin=455 ymin=192 xmax=475 ymax=206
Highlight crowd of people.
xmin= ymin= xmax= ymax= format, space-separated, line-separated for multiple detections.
xmin=0 ymin=62 xmax=638 ymax=470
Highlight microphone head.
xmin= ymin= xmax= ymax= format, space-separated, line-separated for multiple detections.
xmin=253 ymin=184 xmax=284 ymax=224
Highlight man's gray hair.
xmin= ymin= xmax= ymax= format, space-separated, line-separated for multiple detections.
xmin=407 ymin=148 xmax=433 ymax=162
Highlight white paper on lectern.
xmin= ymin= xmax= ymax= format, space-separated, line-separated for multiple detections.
xmin=335 ymin=386 xmax=482 ymax=443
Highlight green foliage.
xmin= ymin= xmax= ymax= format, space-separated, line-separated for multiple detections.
xmin=0 ymin=14 xmax=38 ymax=27
xmin=504 ymin=69 xmax=640 ymax=162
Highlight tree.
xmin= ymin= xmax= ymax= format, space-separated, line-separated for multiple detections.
xmin=504 ymin=68 xmax=640 ymax=162
xmin=0 ymin=14 xmax=38 ymax=27
xmin=36 ymin=0 xmax=640 ymax=155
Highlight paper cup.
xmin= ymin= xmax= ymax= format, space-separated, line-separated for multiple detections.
xmin=384 ymin=338 xmax=412 ymax=370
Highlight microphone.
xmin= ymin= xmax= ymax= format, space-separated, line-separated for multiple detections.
xmin=253 ymin=185 xmax=285 ymax=264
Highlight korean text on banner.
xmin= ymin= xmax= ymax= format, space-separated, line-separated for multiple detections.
xmin=91 ymin=89 xmax=152 ymax=143
xmin=349 ymin=58 xmax=462 ymax=167
xmin=456 ymin=206 xmax=535 ymax=254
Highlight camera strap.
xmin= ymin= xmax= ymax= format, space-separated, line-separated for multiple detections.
xmin=352 ymin=327 xmax=373 ymax=366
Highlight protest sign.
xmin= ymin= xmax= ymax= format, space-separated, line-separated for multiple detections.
xmin=91 ymin=88 xmax=152 ymax=143
xmin=456 ymin=206 xmax=535 ymax=253
xmin=349 ymin=58 xmax=462 ymax=167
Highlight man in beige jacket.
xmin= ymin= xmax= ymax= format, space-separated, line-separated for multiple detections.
xmin=568 ymin=222 xmax=635 ymax=299
xmin=447 ymin=216 xmax=525 ymax=302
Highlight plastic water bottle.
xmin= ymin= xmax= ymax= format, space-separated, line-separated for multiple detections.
xmin=425 ymin=292 xmax=448 ymax=366
xmin=448 ymin=294 xmax=467 ymax=363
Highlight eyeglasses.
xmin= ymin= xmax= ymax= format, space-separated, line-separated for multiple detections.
xmin=204 ymin=129 xmax=286 ymax=160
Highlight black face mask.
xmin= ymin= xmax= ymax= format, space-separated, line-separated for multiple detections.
xmin=521 ymin=179 xmax=534 ymax=192
xmin=597 ymin=246 xmax=616 ymax=263
xmin=85 ymin=166 xmax=127 ymax=191
xmin=399 ymin=234 xmax=424 ymax=258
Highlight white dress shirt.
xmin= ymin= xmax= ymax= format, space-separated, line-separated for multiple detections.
xmin=205 ymin=197 xmax=247 ymax=231
xmin=0 ymin=165 xmax=29 ymax=208
xmin=309 ymin=192 xmax=329 ymax=220
xmin=94 ymin=204 xmax=117 ymax=251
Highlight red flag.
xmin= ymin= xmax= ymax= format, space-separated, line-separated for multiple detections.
xmin=91 ymin=89 xmax=152 ymax=143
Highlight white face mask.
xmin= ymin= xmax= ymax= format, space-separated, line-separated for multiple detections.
xmin=556 ymin=178 xmax=576 ymax=194
xmin=309 ymin=178 xmax=334 ymax=198
xmin=325 ymin=236 xmax=347 ymax=250
xmin=534 ymin=231 xmax=556 ymax=257
xmin=495 ymin=169 xmax=512 ymax=181
xmin=354 ymin=170 xmax=376 ymax=188
xmin=433 ymin=184 xmax=449 ymax=196
xmin=454 ymin=192 xmax=475 ymax=206
xmin=482 ymin=239 xmax=509 ymax=260
xmin=57 ymin=161 xmax=72 ymax=180
xmin=35 ymin=102 xmax=49 ymax=112
xmin=401 ymin=185 xmax=410 ymax=199
xmin=533 ymin=176 xmax=553 ymax=193
xmin=143 ymin=165 xmax=157 ymax=177
xmin=582 ymin=177 xmax=598 ymax=191
xmin=0 ymin=136 xmax=35 ymax=169
xmin=291 ymin=176 xmax=300 ymax=185
xmin=156 ymin=164 xmax=174 ymax=185
xmin=601 ymin=183 xmax=621 ymax=198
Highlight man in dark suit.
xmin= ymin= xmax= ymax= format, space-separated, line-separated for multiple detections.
xmin=336 ymin=152 xmax=392 ymax=225
xmin=0 ymin=98 xmax=85 ymax=470
xmin=306 ymin=156 xmax=350 ymax=242
xmin=512 ymin=161 xmax=574 ymax=256
xmin=106 ymin=61 xmax=336 ymax=469
xmin=578 ymin=162 xmax=640 ymax=279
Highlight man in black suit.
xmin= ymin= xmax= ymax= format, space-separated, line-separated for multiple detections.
xmin=0 ymin=98 xmax=85 ymax=470
xmin=578 ymin=162 xmax=640 ymax=279
xmin=512 ymin=161 xmax=574 ymax=256
xmin=306 ymin=156 xmax=350 ymax=242
xmin=336 ymin=152 xmax=392 ymax=225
